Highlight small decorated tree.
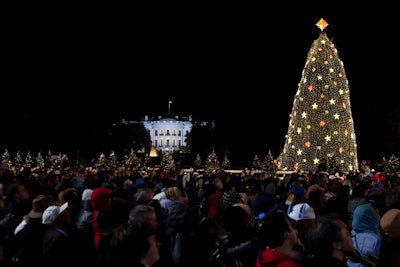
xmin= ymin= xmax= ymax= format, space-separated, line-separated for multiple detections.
xmin=14 ymin=151 xmax=24 ymax=170
xmin=96 ymin=153 xmax=107 ymax=169
xmin=251 ymin=155 xmax=261 ymax=170
xmin=24 ymin=151 xmax=33 ymax=168
xmin=205 ymin=149 xmax=220 ymax=173
xmin=382 ymin=154 xmax=400 ymax=173
xmin=262 ymin=150 xmax=278 ymax=177
xmin=221 ymin=154 xmax=231 ymax=170
xmin=160 ymin=153 xmax=175 ymax=172
xmin=107 ymin=151 xmax=119 ymax=169
xmin=36 ymin=152 xmax=45 ymax=168
xmin=193 ymin=154 xmax=203 ymax=170
xmin=143 ymin=153 xmax=150 ymax=168
xmin=2 ymin=149 xmax=13 ymax=170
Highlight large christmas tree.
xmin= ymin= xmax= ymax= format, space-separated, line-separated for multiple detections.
xmin=278 ymin=18 xmax=358 ymax=173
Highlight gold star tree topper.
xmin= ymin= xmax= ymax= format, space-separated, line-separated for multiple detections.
xmin=316 ymin=18 xmax=329 ymax=31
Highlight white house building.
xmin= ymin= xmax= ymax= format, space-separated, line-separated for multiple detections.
xmin=122 ymin=115 xmax=193 ymax=154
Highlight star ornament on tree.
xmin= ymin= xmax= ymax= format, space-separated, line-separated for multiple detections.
xmin=316 ymin=18 xmax=329 ymax=31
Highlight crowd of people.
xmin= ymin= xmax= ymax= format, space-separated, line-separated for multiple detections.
xmin=0 ymin=161 xmax=399 ymax=267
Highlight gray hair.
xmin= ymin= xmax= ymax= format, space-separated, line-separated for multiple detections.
xmin=128 ymin=204 xmax=155 ymax=224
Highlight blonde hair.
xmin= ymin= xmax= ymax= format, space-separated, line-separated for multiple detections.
xmin=165 ymin=186 xmax=181 ymax=201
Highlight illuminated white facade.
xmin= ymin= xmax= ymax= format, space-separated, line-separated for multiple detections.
xmin=122 ymin=115 xmax=193 ymax=154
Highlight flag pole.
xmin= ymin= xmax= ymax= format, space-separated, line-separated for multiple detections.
xmin=168 ymin=99 xmax=172 ymax=116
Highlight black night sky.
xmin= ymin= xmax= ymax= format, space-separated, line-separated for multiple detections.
xmin=3 ymin=4 xmax=400 ymax=166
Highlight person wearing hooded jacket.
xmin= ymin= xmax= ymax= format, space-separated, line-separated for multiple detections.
xmin=90 ymin=187 xmax=113 ymax=251
xmin=347 ymin=203 xmax=382 ymax=267
xmin=74 ymin=189 xmax=96 ymax=266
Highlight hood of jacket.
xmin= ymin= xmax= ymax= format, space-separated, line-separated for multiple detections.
xmin=91 ymin=187 xmax=113 ymax=212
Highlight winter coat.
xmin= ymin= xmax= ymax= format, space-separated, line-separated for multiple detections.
xmin=256 ymin=248 xmax=302 ymax=267
xmin=90 ymin=187 xmax=113 ymax=250
xmin=165 ymin=200 xmax=191 ymax=267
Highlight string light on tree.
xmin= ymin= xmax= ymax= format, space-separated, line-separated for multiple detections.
xmin=278 ymin=18 xmax=358 ymax=173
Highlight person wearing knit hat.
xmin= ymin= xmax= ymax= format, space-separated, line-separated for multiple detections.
xmin=379 ymin=208 xmax=400 ymax=267
xmin=290 ymin=184 xmax=305 ymax=198
xmin=222 ymin=190 xmax=241 ymax=209
xmin=135 ymin=178 xmax=146 ymax=187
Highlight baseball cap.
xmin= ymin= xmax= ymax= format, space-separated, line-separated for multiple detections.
xmin=252 ymin=195 xmax=278 ymax=220
xmin=288 ymin=203 xmax=315 ymax=221
xmin=42 ymin=202 xmax=68 ymax=225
